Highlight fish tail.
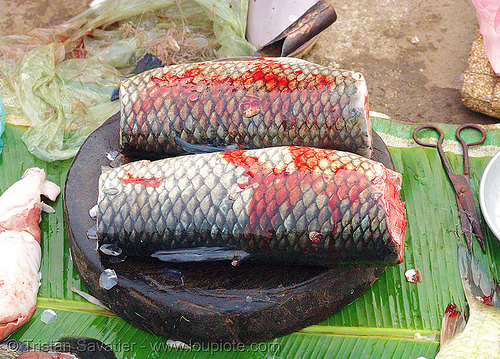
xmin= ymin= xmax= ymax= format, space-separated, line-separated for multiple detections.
xmin=439 ymin=245 xmax=499 ymax=348
xmin=439 ymin=303 xmax=466 ymax=347
xmin=457 ymin=245 xmax=499 ymax=307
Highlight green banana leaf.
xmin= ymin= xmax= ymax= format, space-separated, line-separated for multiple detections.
xmin=1 ymin=116 xmax=499 ymax=359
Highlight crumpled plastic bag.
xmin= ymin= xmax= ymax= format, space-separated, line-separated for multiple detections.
xmin=16 ymin=43 xmax=121 ymax=160
xmin=470 ymin=0 xmax=500 ymax=74
xmin=0 ymin=0 xmax=254 ymax=162
xmin=194 ymin=0 xmax=253 ymax=58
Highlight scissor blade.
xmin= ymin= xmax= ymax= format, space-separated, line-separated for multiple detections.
xmin=465 ymin=208 xmax=485 ymax=251
xmin=456 ymin=191 xmax=486 ymax=252
xmin=456 ymin=197 xmax=474 ymax=254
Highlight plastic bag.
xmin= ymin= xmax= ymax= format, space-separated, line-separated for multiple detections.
xmin=194 ymin=0 xmax=255 ymax=57
xmin=16 ymin=43 xmax=121 ymax=160
xmin=0 ymin=0 xmax=254 ymax=162
xmin=470 ymin=0 xmax=500 ymax=74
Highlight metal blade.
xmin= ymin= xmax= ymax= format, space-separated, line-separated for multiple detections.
xmin=456 ymin=190 xmax=486 ymax=252
xmin=457 ymin=196 xmax=474 ymax=254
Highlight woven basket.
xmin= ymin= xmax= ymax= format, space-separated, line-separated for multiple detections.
xmin=461 ymin=29 xmax=500 ymax=119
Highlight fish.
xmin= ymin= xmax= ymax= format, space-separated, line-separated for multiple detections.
xmin=435 ymin=245 xmax=500 ymax=358
xmin=119 ymin=57 xmax=372 ymax=159
xmin=96 ymin=146 xmax=407 ymax=266
xmin=0 ymin=168 xmax=60 ymax=341
xmin=0 ymin=337 xmax=116 ymax=359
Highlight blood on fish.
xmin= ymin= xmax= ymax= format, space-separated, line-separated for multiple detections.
xmin=151 ymin=76 xmax=164 ymax=85
xmin=479 ymin=295 xmax=493 ymax=306
xmin=188 ymin=93 xmax=200 ymax=104
xmin=218 ymin=147 xmax=406 ymax=258
xmin=288 ymin=146 xmax=357 ymax=175
xmin=119 ymin=173 xmax=163 ymax=188
xmin=221 ymin=147 xmax=371 ymax=244
xmin=98 ymin=145 xmax=406 ymax=266
xmin=309 ymin=231 xmax=325 ymax=244
xmin=221 ymin=150 xmax=260 ymax=168
xmin=121 ymin=57 xmax=372 ymax=160
xmin=145 ymin=58 xmax=342 ymax=125
xmin=239 ymin=95 xmax=262 ymax=117
xmin=444 ymin=303 xmax=461 ymax=317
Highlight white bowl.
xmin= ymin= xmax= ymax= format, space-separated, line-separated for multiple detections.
xmin=479 ymin=150 xmax=500 ymax=240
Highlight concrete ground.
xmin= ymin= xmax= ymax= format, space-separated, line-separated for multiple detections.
xmin=0 ymin=0 xmax=496 ymax=125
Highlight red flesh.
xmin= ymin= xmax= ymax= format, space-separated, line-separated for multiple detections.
xmin=119 ymin=172 xmax=163 ymax=188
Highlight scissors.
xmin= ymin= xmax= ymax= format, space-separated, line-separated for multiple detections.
xmin=412 ymin=124 xmax=486 ymax=254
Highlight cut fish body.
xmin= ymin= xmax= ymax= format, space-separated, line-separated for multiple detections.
xmin=97 ymin=146 xmax=406 ymax=266
xmin=120 ymin=57 xmax=372 ymax=158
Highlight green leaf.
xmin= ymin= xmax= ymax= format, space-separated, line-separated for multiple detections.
xmin=1 ymin=117 xmax=498 ymax=359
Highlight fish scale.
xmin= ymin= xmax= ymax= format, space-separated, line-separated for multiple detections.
xmin=97 ymin=146 xmax=406 ymax=266
xmin=120 ymin=57 xmax=371 ymax=158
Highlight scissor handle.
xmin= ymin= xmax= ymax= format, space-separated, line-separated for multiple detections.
xmin=455 ymin=124 xmax=486 ymax=176
xmin=455 ymin=123 xmax=486 ymax=147
xmin=412 ymin=125 xmax=445 ymax=148
xmin=412 ymin=125 xmax=454 ymax=177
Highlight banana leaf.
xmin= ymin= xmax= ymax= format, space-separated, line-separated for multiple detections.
xmin=0 ymin=115 xmax=499 ymax=359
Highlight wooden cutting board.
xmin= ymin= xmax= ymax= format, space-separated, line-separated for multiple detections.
xmin=64 ymin=113 xmax=392 ymax=344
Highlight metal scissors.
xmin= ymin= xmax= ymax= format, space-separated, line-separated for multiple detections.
xmin=412 ymin=124 xmax=486 ymax=253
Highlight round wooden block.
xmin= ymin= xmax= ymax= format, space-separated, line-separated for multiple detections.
xmin=64 ymin=113 xmax=392 ymax=344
